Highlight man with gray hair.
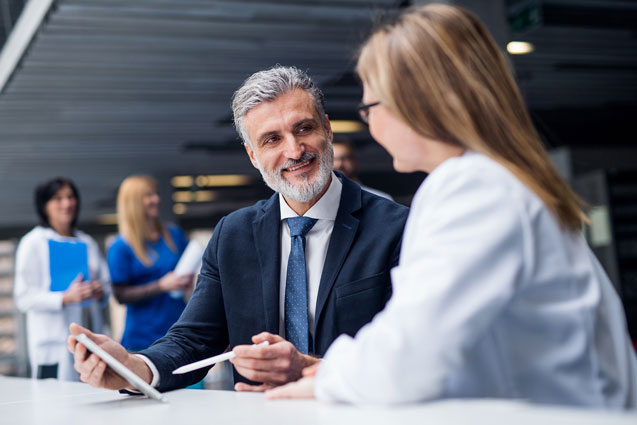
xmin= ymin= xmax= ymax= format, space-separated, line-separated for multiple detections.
xmin=68 ymin=66 xmax=408 ymax=393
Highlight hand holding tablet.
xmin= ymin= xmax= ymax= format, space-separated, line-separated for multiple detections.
xmin=75 ymin=333 xmax=168 ymax=403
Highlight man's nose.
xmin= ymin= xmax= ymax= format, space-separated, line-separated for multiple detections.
xmin=283 ymin=135 xmax=305 ymax=159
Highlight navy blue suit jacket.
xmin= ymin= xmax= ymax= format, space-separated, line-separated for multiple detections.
xmin=141 ymin=173 xmax=408 ymax=391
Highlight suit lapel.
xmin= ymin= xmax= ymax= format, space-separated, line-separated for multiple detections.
xmin=314 ymin=175 xmax=361 ymax=330
xmin=253 ymin=194 xmax=282 ymax=335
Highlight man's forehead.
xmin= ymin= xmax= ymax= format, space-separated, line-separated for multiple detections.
xmin=244 ymin=89 xmax=319 ymax=134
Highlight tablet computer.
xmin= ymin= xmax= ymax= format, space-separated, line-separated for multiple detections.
xmin=75 ymin=333 xmax=168 ymax=403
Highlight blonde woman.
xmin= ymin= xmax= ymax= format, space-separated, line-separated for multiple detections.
xmin=108 ymin=175 xmax=193 ymax=351
xmin=266 ymin=4 xmax=637 ymax=407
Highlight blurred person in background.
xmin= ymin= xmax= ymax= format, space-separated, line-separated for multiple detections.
xmin=332 ymin=138 xmax=393 ymax=200
xmin=266 ymin=4 xmax=637 ymax=408
xmin=108 ymin=175 xmax=193 ymax=352
xmin=14 ymin=177 xmax=110 ymax=380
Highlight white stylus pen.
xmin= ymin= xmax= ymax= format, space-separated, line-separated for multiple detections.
xmin=172 ymin=341 xmax=269 ymax=375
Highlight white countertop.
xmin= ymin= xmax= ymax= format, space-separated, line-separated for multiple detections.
xmin=1 ymin=376 xmax=635 ymax=425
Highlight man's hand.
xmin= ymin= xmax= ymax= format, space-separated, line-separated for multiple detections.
xmin=230 ymin=332 xmax=320 ymax=392
xmin=66 ymin=323 xmax=152 ymax=390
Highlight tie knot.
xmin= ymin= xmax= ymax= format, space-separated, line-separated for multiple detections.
xmin=287 ymin=216 xmax=318 ymax=237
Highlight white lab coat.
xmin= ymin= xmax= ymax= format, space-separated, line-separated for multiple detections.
xmin=14 ymin=226 xmax=110 ymax=380
xmin=316 ymin=151 xmax=637 ymax=408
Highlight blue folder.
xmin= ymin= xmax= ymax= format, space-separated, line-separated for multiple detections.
xmin=48 ymin=239 xmax=90 ymax=292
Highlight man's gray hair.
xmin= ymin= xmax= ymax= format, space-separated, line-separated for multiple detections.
xmin=232 ymin=66 xmax=326 ymax=146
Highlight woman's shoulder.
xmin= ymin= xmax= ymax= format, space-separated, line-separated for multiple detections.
xmin=17 ymin=226 xmax=48 ymax=248
xmin=165 ymin=223 xmax=186 ymax=239
xmin=434 ymin=151 xmax=508 ymax=180
xmin=108 ymin=234 xmax=132 ymax=253
xmin=73 ymin=229 xmax=98 ymax=244
xmin=19 ymin=226 xmax=55 ymax=243
xmin=413 ymin=151 xmax=545 ymax=227
xmin=165 ymin=223 xmax=188 ymax=248
xmin=426 ymin=151 xmax=533 ymax=200
xmin=164 ymin=223 xmax=180 ymax=232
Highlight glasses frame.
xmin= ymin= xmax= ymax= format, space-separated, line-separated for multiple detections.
xmin=357 ymin=101 xmax=380 ymax=124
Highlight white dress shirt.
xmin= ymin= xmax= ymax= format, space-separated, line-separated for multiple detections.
xmin=279 ymin=172 xmax=342 ymax=339
xmin=315 ymin=151 xmax=637 ymax=408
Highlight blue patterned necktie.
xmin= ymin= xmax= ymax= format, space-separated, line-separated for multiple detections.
xmin=285 ymin=216 xmax=318 ymax=354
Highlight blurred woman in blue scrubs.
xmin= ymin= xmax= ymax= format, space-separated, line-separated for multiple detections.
xmin=266 ymin=4 xmax=637 ymax=408
xmin=108 ymin=175 xmax=193 ymax=351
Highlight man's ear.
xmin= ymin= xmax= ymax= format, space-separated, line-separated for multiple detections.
xmin=324 ymin=114 xmax=333 ymax=142
xmin=244 ymin=143 xmax=259 ymax=169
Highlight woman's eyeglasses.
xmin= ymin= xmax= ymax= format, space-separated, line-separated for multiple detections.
xmin=357 ymin=101 xmax=380 ymax=124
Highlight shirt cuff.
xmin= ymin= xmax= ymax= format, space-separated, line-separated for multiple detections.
xmin=52 ymin=292 xmax=65 ymax=311
xmin=134 ymin=354 xmax=160 ymax=388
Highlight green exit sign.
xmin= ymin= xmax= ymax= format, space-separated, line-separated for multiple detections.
xmin=509 ymin=0 xmax=542 ymax=33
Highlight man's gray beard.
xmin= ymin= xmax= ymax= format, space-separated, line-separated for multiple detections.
xmin=256 ymin=142 xmax=334 ymax=203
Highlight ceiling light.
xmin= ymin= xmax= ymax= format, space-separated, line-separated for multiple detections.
xmin=172 ymin=190 xmax=217 ymax=203
xmin=172 ymin=191 xmax=193 ymax=203
xmin=194 ymin=190 xmax=216 ymax=202
xmin=173 ymin=204 xmax=187 ymax=215
xmin=195 ymin=174 xmax=252 ymax=187
xmin=96 ymin=213 xmax=118 ymax=225
xmin=507 ymin=41 xmax=534 ymax=55
xmin=330 ymin=120 xmax=366 ymax=133
xmin=171 ymin=176 xmax=194 ymax=188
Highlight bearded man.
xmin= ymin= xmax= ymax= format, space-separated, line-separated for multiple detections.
xmin=68 ymin=66 xmax=408 ymax=394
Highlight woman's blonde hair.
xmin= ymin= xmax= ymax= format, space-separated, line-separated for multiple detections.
xmin=357 ymin=4 xmax=587 ymax=231
xmin=116 ymin=175 xmax=175 ymax=266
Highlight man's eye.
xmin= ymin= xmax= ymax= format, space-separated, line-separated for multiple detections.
xmin=298 ymin=125 xmax=312 ymax=133
xmin=264 ymin=136 xmax=279 ymax=144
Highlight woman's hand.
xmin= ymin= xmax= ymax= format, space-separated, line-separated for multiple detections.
xmin=264 ymin=376 xmax=317 ymax=400
xmin=89 ymin=280 xmax=105 ymax=301
xmin=62 ymin=274 xmax=93 ymax=305
xmin=158 ymin=272 xmax=194 ymax=292
xmin=264 ymin=362 xmax=319 ymax=399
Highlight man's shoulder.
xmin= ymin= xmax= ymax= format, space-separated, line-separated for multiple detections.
xmin=358 ymin=188 xmax=409 ymax=219
xmin=216 ymin=195 xmax=278 ymax=233
xmin=225 ymin=198 xmax=272 ymax=220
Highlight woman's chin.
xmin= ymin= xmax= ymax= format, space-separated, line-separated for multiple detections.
xmin=392 ymin=158 xmax=418 ymax=174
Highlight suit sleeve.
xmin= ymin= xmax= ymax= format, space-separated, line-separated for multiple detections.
xmin=139 ymin=217 xmax=230 ymax=391
xmin=315 ymin=171 xmax=530 ymax=404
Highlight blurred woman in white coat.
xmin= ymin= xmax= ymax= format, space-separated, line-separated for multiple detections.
xmin=14 ymin=177 xmax=110 ymax=380
xmin=266 ymin=4 xmax=637 ymax=408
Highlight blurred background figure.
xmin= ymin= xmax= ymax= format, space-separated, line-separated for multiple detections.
xmin=108 ymin=175 xmax=193 ymax=352
xmin=13 ymin=177 xmax=110 ymax=381
xmin=332 ymin=138 xmax=393 ymax=200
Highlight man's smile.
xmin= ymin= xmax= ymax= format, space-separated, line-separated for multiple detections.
xmin=284 ymin=158 xmax=314 ymax=173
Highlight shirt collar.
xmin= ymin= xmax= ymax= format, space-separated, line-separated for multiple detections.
xmin=279 ymin=172 xmax=342 ymax=221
